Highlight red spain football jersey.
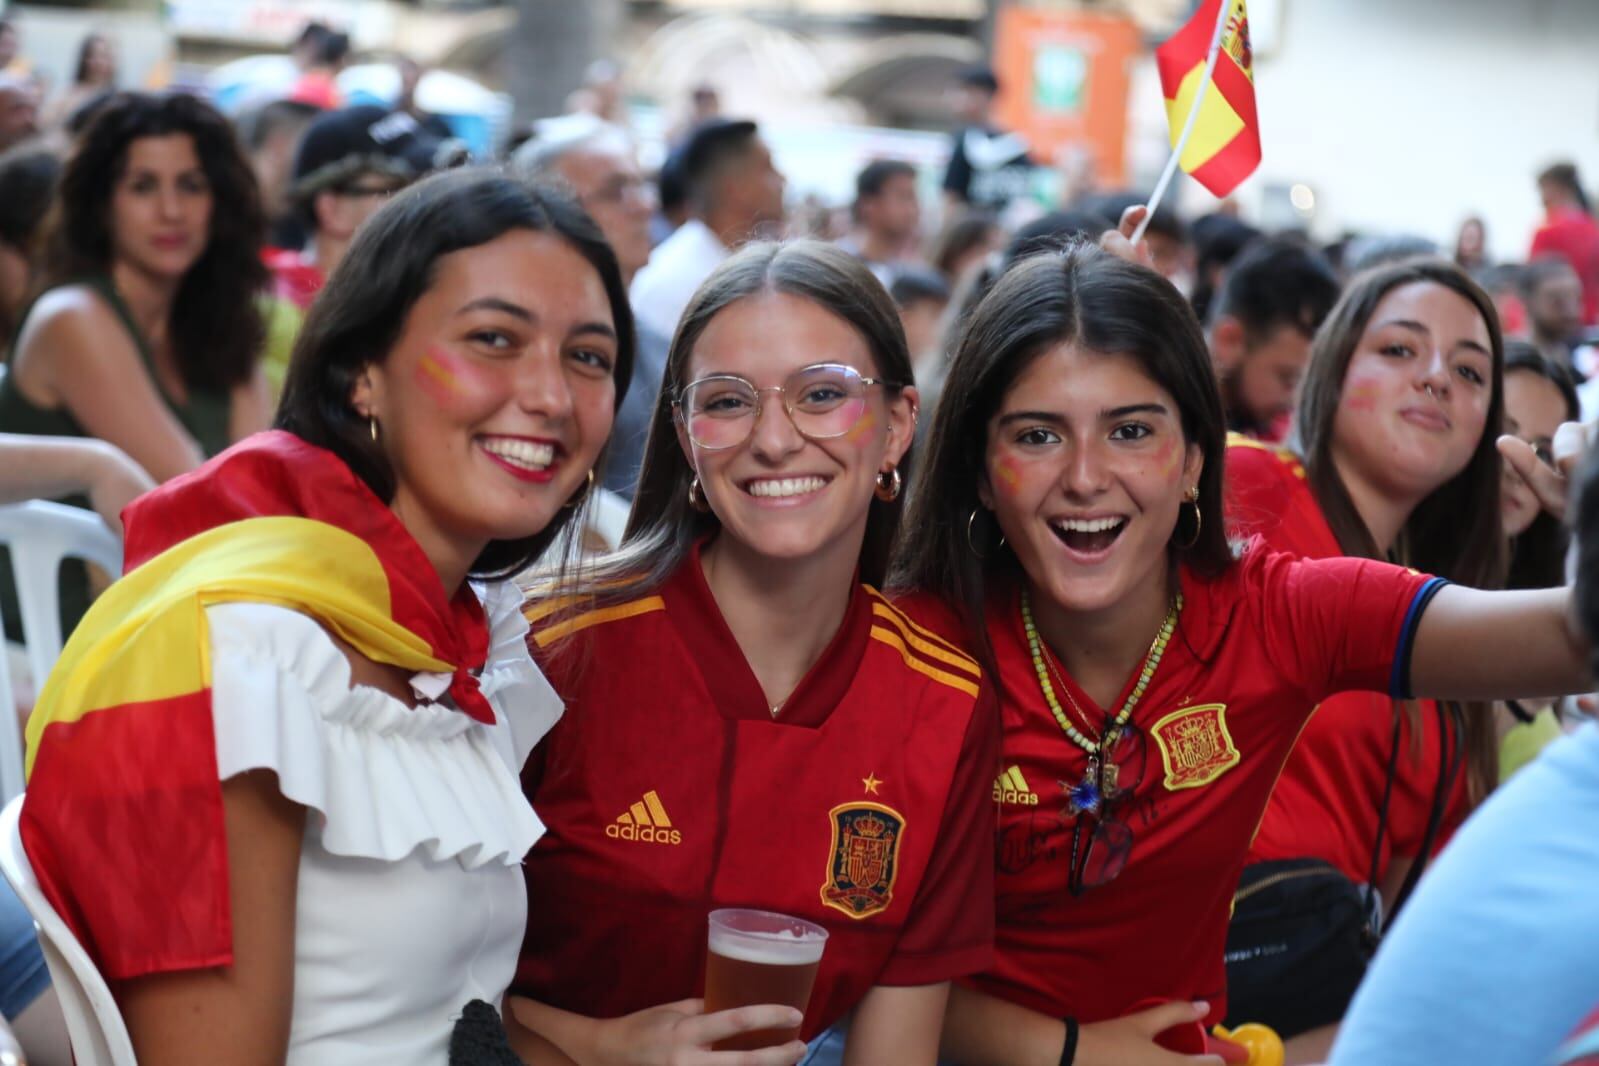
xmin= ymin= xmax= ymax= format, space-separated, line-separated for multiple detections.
xmin=1225 ymin=439 xmax=1469 ymax=883
xmin=514 ymin=545 xmax=998 ymax=1039
xmin=971 ymin=546 xmax=1442 ymax=1025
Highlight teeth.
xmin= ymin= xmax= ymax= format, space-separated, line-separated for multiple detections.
xmin=747 ymin=477 xmax=827 ymax=498
xmin=1053 ymin=517 xmax=1123 ymax=533
xmin=482 ymin=438 xmax=555 ymax=470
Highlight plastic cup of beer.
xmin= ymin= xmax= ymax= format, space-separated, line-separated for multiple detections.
xmin=703 ymin=908 xmax=828 ymax=1051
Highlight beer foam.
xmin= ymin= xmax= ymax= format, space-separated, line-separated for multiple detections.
xmin=709 ymin=926 xmax=826 ymax=966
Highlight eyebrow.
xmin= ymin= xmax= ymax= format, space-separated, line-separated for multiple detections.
xmin=458 ymin=297 xmax=533 ymax=321
xmin=996 ymin=402 xmax=1169 ymax=427
xmin=1377 ymin=318 xmax=1492 ymax=358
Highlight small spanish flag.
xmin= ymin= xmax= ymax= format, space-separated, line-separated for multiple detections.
xmin=1156 ymin=0 xmax=1261 ymax=198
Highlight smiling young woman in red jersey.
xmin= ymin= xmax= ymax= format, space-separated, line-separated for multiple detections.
xmin=1220 ymin=260 xmax=1522 ymax=1058
xmin=506 ymin=241 xmax=998 ymax=1066
xmin=891 ymin=242 xmax=1590 ymax=1066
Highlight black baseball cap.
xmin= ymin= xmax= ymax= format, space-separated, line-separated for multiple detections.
xmin=290 ymin=104 xmax=466 ymax=200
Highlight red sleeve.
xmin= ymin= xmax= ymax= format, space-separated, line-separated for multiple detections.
xmin=1246 ymin=547 xmax=1446 ymax=705
xmin=877 ymin=683 xmax=999 ymax=986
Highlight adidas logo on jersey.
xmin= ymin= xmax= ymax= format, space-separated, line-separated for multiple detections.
xmin=993 ymin=766 xmax=1039 ymax=806
xmin=606 ymin=789 xmax=682 ymax=844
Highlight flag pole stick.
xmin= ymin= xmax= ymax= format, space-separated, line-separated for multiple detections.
xmin=1131 ymin=0 xmax=1235 ymax=244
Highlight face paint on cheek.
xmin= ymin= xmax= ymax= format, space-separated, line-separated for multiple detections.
xmin=414 ymin=346 xmax=496 ymax=408
xmin=1156 ymin=438 xmax=1183 ymax=480
xmin=994 ymin=454 xmax=1022 ymax=493
xmin=1341 ymin=371 xmax=1383 ymax=412
xmin=844 ymin=409 xmax=877 ymax=446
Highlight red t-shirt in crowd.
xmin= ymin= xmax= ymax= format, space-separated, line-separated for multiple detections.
xmin=264 ymin=248 xmax=327 ymax=312
xmin=1225 ymin=440 xmax=1469 ymax=884
xmin=514 ymin=546 xmax=998 ymax=1039
xmin=1531 ymin=206 xmax=1599 ymax=325
xmin=970 ymin=546 xmax=1442 ymax=1026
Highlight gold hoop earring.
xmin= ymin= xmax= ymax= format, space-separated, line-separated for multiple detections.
xmin=875 ymin=466 xmax=902 ymax=502
xmin=1176 ymin=486 xmax=1202 ymax=550
xmin=966 ymin=508 xmax=1005 ymax=558
xmin=688 ymin=475 xmax=710 ymax=513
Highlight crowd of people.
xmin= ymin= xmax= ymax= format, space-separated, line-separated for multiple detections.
xmin=0 ymin=15 xmax=1598 ymax=1066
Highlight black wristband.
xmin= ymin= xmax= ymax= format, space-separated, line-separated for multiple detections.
xmin=1058 ymin=1017 xmax=1079 ymax=1066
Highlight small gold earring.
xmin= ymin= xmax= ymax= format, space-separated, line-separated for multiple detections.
xmin=369 ymin=416 xmax=379 ymax=442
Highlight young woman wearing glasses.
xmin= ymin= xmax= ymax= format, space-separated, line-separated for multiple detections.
xmin=892 ymin=240 xmax=1590 ymax=1066
xmin=506 ymin=241 xmax=998 ymax=1065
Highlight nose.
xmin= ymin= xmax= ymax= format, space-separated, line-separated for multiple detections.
xmin=514 ymin=343 xmax=576 ymax=423
xmin=1059 ymin=437 xmax=1110 ymax=498
xmin=1416 ymin=346 xmax=1451 ymax=397
xmin=746 ymin=387 xmax=804 ymax=462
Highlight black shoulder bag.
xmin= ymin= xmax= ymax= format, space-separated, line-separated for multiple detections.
xmin=1221 ymin=702 xmax=1464 ymax=1038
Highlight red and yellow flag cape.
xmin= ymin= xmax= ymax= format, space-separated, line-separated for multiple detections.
xmin=22 ymin=432 xmax=494 ymax=980
xmin=1155 ymin=0 xmax=1261 ymax=198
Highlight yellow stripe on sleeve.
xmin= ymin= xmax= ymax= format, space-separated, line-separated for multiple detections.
xmin=868 ymin=626 xmax=980 ymax=699
xmin=532 ymin=596 xmax=666 ymax=647
xmin=868 ymin=602 xmax=981 ymax=680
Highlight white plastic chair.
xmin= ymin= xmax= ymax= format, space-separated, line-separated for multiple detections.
xmin=587 ymin=487 xmax=632 ymax=552
xmin=0 ymin=795 xmax=137 ymax=1065
xmin=0 ymin=501 xmax=124 ymax=802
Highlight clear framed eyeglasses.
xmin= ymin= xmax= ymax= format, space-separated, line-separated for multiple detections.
xmin=675 ymin=363 xmax=891 ymax=451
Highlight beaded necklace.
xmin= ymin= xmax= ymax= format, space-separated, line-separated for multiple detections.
xmin=1021 ymin=587 xmax=1182 ymax=813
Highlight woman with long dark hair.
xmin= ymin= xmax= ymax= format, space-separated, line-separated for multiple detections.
xmin=23 ymin=169 xmax=632 ymax=1063
xmin=1 ymin=91 xmax=269 ymax=475
xmin=508 ymin=241 xmax=997 ymax=1065
xmin=892 ymin=241 xmax=1588 ymax=1066
xmin=1221 ymin=259 xmax=1512 ymax=1058
xmin=0 ymin=90 xmax=270 ymax=632
xmin=1501 ymin=342 xmax=1580 ymax=590
xmin=42 ymin=32 xmax=116 ymax=130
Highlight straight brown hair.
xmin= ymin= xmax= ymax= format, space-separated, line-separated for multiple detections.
xmin=1291 ymin=257 xmax=1507 ymax=804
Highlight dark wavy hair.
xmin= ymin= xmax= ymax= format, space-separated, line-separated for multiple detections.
xmin=554 ymin=239 xmax=914 ymax=607
xmin=42 ymin=91 xmax=266 ymax=392
xmin=275 ymin=167 xmax=635 ymax=580
xmin=893 ymin=242 xmax=1232 ymax=680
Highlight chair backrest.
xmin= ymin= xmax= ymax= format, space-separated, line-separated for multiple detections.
xmin=0 ymin=795 xmax=137 ymax=1066
xmin=587 ymin=487 xmax=632 ymax=552
xmin=0 ymin=501 xmax=124 ymax=803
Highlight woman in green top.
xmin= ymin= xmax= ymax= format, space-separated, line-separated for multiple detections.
xmin=0 ymin=91 xmax=271 ymax=635
xmin=0 ymin=90 xmax=270 ymax=472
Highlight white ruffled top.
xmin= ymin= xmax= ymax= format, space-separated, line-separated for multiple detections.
xmin=207 ymin=580 xmax=559 ymax=1066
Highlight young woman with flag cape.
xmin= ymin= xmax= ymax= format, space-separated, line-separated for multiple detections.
xmin=892 ymin=239 xmax=1591 ymax=1066
xmin=19 ymin=169 xmax=657 ymax=1064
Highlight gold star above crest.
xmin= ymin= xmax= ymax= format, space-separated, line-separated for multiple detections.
xmin=862 ymin=773 xmax=883 ymax=795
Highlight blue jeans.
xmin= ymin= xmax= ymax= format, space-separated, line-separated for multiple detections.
xmin=0 ymin=882 xmax=47 ymax=1018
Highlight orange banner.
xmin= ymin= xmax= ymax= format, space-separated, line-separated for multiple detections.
xmin=993 ymin=7 xmax=1141 ymax=187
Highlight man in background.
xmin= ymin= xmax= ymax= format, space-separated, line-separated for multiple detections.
xmin=239 ymin=99 xmax=322 ymax=250
xmin=1208 ymin=238 xmax=1340 ymax=440
xmin=515 ymin=116 xmax=661 ymax=497
xmin=1530 ymin=162 xmax=1599 ymax=325
xmin=268 ymin=105 xmax=459 ymax=310
xmin=630 ymin=117 xmax=784 ymax=339
xmin=839 ymin=159 xmax=921 ymax=286
xmin=0 ymin=75 xmax=37 ymax=154
xmin=1521 ymin=256 xmax=1587 ymax=370
xmin=942 ymin=66 xmax=1035 ymax=218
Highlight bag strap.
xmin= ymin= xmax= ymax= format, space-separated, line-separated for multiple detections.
xmin=1391 ymin=701 xmax=1465 ymax=917
xmin=1364 ymin=703 xmax=1405 ymax=910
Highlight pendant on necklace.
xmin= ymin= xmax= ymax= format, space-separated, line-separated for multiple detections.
xmin=1065 ymin=760 xmax=1102 ymax=815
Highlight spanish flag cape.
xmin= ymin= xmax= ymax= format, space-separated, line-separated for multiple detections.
xmin=21 ymin=430 xmax=496 ymax=981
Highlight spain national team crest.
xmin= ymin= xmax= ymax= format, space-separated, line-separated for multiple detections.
xmin=1151 ymin=703 xmax=1241 ymax=791
xmin=821 ymin=802 xmax=904 ymax=919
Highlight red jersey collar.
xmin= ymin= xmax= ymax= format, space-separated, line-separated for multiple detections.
xmin=663 ymin=537 xmax=871 ymax=728
xmin=121 ymin=430 xmax=494 ymax=723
